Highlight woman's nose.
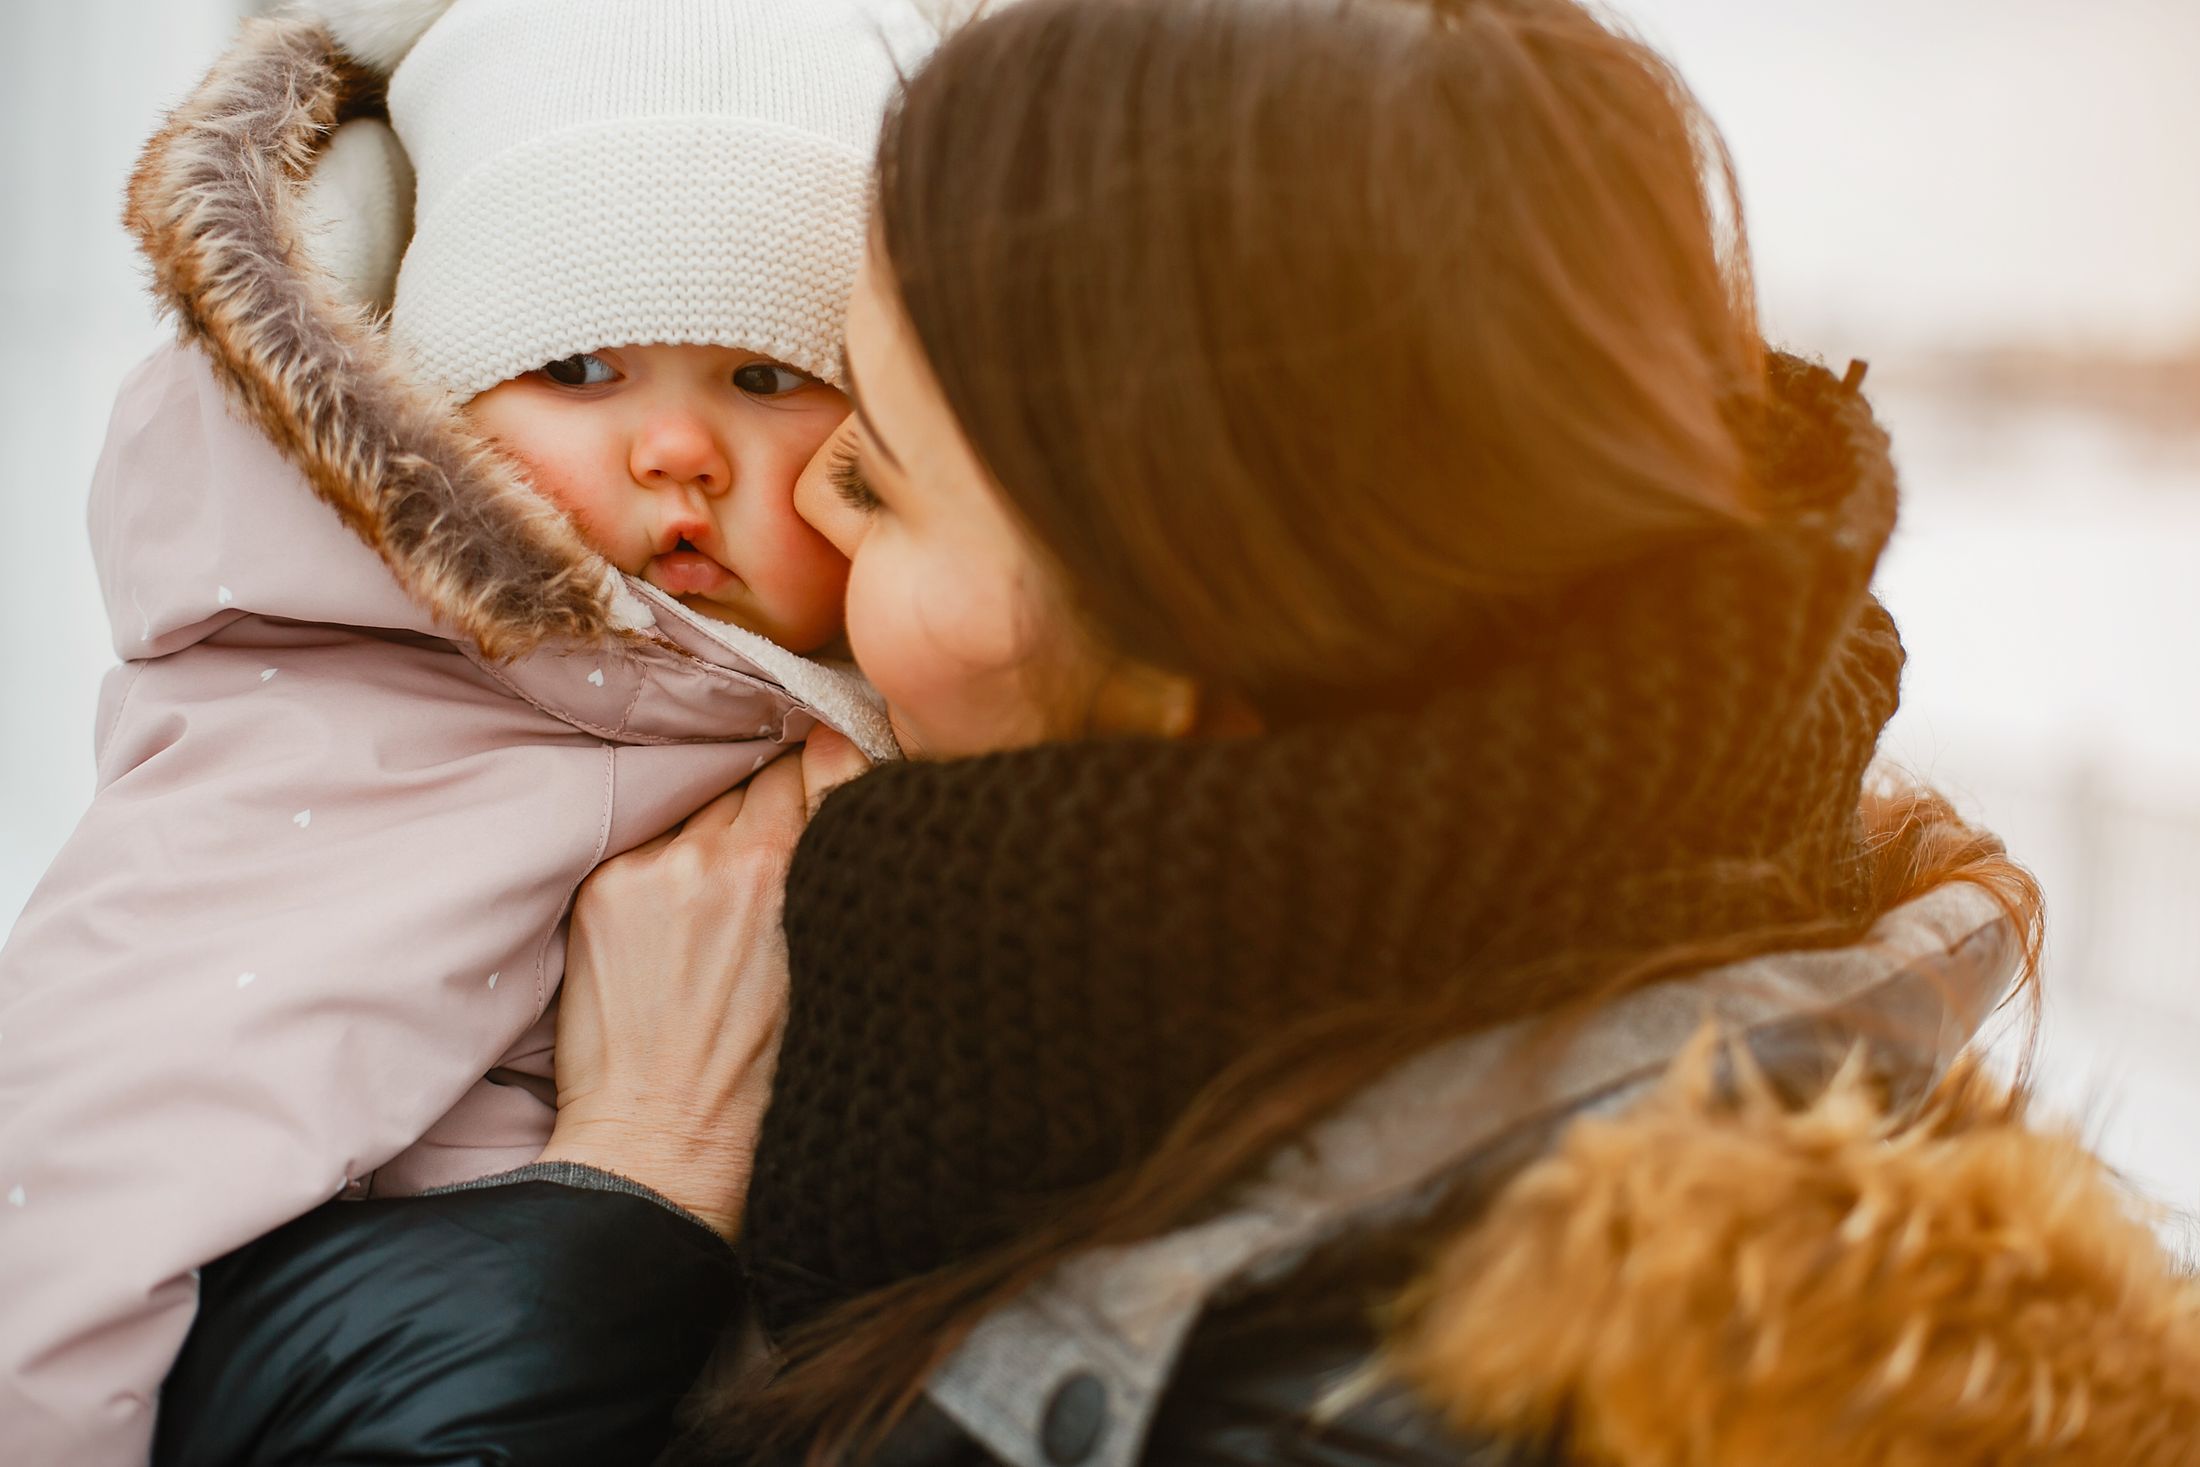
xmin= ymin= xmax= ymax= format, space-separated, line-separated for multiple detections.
xmin=630 ymin=412 xmax=733 ymax=497
xmin=793 ymin=418 xmax=868 ymax=557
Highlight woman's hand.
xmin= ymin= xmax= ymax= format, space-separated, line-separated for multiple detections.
xmin=536 ymin=728 xmax=872 ymax=1238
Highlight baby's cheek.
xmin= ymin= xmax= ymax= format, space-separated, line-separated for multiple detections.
xmin=463 ymin=390 xmax=641 ymax=569
xmin=542 ymin=479 xmax=632 ymax=562
xmin=748 ymin=515 xmax=851 ymax=650
xmin=497 ymin=447 xmax=648 ymax=572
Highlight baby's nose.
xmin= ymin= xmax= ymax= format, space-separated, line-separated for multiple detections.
xmin=631 ymin=414 xmax=733 ymax=496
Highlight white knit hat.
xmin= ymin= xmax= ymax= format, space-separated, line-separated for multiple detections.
xmin=335 ymin=0 xmax=928 ymax=399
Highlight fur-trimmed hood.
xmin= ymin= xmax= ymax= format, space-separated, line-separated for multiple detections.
xmin=1388 ymin=1050 xmax=2200 ymax=1466
xmin=116 ymin=8 xmax=895 ymax=756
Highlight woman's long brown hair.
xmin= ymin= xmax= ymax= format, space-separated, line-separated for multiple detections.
xmin=702 ymin=0 xmax=2044 ymax=1458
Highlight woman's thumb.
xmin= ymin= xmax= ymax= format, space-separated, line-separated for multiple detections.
xmin=799 ymin=724 xmax=873 ymax=817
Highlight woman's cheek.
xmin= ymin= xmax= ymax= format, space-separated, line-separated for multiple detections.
xmin=844 ymin=542 xmax=1046 ymax=759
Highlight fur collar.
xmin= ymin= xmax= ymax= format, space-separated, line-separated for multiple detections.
xmin=1391 ymin=1046 xmax=2200 ymax=1466
xmin=125 ymin=15 xmax=629 ymax=659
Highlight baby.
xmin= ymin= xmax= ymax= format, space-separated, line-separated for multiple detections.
xmin=0 ymin=1 xmax=924 ymax=1461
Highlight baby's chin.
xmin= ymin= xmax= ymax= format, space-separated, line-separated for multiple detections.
xmin=673 ymin=589 xmax=847 ymax=657
xmin=670 ymin=589 xmax=768 ymax=634
xmin=675 ymin=592 xmax=744 ymax=623
xmin=626 ymin=563 xmax=841 ymax=653
xmin=628 ymin=559 xmax=752 ymax=627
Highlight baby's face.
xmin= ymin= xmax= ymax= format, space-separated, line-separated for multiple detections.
xmin=466 ymin=343 xmax=852 ymax=652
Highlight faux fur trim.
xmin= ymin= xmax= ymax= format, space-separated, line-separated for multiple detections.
xmin=124 ymin=16 xmax=625 ymax=658
xmin=1388 ymin=1038 xmax=2200 ymax=1466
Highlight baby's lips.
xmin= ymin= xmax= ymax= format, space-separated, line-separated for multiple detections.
xmin=648 ymin=548 xmax=741 ymax=597
xmin=654 ymin=515 xmax=716 ymax=557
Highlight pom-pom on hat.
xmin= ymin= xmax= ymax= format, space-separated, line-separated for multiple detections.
xmin=298 ymin=0 xmax=458 ymax=71
xmin=290 ymin=0 xmax=929 ymax=399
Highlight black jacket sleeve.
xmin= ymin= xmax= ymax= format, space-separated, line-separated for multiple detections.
xmin=153 ymin=1172 xmax=742 ymax=1467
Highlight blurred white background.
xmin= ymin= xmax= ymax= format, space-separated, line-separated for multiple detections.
xmin=5 ymin=2 xmax=2198 ymax=1203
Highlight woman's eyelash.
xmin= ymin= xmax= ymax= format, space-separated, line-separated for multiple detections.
xmin=829 ymin=445 xmax=881 ymax=513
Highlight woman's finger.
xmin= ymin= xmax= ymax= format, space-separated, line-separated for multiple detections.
xmin=625 ymin=823 xmax=686 ymax=858
xmin=728 ymin=749 xmax=811 ymax=846
xmin=798 ymin=725 xmax=873 ymax=816
xmin=674 ymin=777 xmax=751 ymax=836
xmin=581 ymin=821 xmax=684 ymax=890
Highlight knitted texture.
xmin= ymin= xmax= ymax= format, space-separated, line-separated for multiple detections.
xmin=384 ymin=0 xmax=931 ymax=396
xmin=745 ymin=356 xmax=1907 ymax=1334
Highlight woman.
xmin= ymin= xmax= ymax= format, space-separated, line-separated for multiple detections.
xmin=155 ymin=0 xmax=2200 ymax=1464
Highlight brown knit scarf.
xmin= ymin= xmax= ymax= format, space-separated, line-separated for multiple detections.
xmin=742 ymin=354 xmax=1903 ymax=1335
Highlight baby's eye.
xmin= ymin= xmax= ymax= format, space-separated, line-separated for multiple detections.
xmin=540 ymin=353 xmax=618 ymax=387
xmin=733 ymin=362 xmax=815 ymax=397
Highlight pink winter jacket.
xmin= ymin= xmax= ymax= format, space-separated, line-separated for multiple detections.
xmin=0 ymin=18 xmax=899 ymax=1461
